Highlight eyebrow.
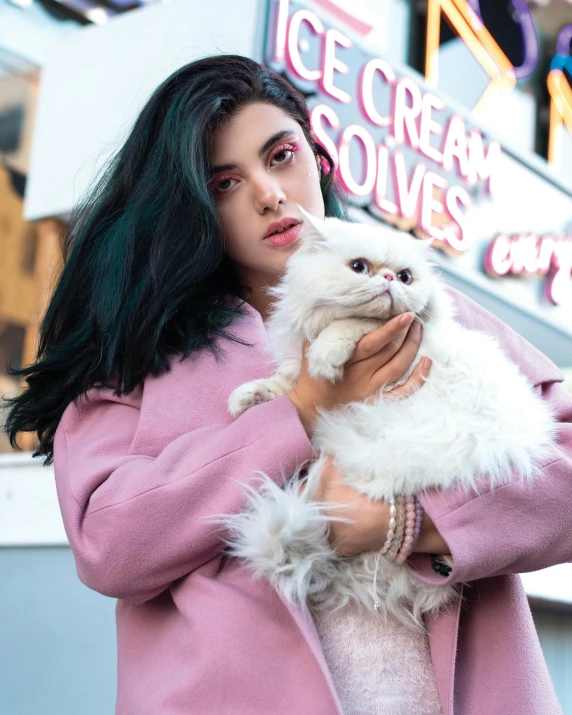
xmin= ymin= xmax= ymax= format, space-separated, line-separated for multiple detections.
xmin=209 ymin=129 xmax=295 ymax=174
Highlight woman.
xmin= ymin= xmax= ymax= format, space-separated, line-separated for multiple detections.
xmin=4 ymin=55 xmax=570 ymax=714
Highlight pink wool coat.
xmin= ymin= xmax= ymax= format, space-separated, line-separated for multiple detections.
xmin=53 ymin=288 xmax=570 ymax=715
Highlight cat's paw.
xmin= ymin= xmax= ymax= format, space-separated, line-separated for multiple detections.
xmin=228 ymin=380 xmax=280 ymax=418
xmin=307 ymin=341 xmax=352 ymax=382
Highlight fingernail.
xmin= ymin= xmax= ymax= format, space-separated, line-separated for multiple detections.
xmin=421 ymin=357 xmax=431 ymax=369
xmin=412 ymin=320 xmax=421 ymax=332
xmin=399 ymin=312 xmax=414 ymax=326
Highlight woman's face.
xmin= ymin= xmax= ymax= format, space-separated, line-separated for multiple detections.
xmin=209 ymin=102 xmax=325 ymax=289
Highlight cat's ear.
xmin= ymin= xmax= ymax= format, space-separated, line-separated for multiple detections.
xmin=415 ymin=235 xmax=435 ymax=250
xmin=298 ymin=206 xmax=328 ymax=248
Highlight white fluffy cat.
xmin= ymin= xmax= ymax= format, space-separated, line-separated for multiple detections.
xmin=222 ymin=211 xmax=555 ymax=627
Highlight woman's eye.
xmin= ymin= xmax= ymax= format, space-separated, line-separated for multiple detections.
xmin=270 ymin=143 xmax=298 ymax=167
xmin=349 ymin=259 xmax=369 ymax=274
xmin=272 ymin=149 xmax=293 ymax=164
xmin=212 ymin=177 xmax=238 ymax=194
xmin=397 ymin=269 xmax=413 ymax=284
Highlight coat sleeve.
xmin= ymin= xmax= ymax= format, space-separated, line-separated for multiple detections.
xmin=408 ymin=289 xmax=572 ymax=586
xmin=54 ymin=383 xmax=314 ymax=605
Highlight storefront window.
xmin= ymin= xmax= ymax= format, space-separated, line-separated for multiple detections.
xmin=0 ymin=49 xmax=44 ymax=453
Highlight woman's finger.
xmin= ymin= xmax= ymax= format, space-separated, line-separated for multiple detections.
xmin=370 ymin=321 xmax=423 ymax=389
xmin=349 ymin=312 xmax=415 ymax=364
xmin=384 ymin=356 xmax=431 ymax=400
xmin=355 ymin=323 xmax=415 ymax=374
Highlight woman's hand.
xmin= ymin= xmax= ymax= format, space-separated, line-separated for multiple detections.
xmin=288 ymin=313 xmax=431 ymax=437
xmin=305 ymin=456 xmax=451 ymax=558
xmin=311 ymin=455 xmax=390 ymax=557
xmin=289 ymin=312 xmax=445 ymax=558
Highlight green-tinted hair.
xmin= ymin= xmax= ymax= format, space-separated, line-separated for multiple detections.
xmin=3 ymin=54 xmax=345 ymax=465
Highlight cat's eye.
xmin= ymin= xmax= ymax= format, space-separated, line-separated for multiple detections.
xmin=349 ymin=259 xmax=370 ymax=274
xmin=397 ymin=269 xmax=413 ymax=285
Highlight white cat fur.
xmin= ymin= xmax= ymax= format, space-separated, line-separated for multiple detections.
xmin=222 ymin=210 xmax=556 ymax=628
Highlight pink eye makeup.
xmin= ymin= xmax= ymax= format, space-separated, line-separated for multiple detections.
xmin=208 ymin=174 xmax=239 ymax=197
xmin=208 ymin=135 xmax=301 ymax=198
xmin=269 ymin=140 xmax=300 ymax=166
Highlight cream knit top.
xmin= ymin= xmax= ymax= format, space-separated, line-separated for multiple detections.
xmin=312 ymin=600 xmax=443 ymax=715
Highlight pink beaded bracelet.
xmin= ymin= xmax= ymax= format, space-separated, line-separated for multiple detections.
xmin=394 ymin=496 xmax=423 ymax=565
xmin=384 ymin=496 xmax=405 ymax=561
xmin=373 ymin=496 xmax=422 ymax=609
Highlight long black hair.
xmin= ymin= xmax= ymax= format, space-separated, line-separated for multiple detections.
xmin=3 ymin=54 xmax=344 ymax=465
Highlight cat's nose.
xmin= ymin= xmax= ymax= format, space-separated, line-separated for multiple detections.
xmin=383 ymin=272 xmax=394 ymax=282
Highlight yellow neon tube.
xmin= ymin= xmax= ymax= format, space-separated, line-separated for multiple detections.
xmin=425 ymin=0 xmax=516 ymax=105
xmin=547 ymin=69 xmax=572 ymax=166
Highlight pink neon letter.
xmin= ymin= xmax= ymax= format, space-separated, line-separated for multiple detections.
xmin=310 ymin=104 xmax=340 ymax=167
xmin=393 ymin=77 xmax=422 ymax=149
xmin=273 ymin=0 xmax=290 ymax=62
xmin=320 ymin=28 xmax=353 ymax=104
xmin=545 ymin=240 xmax=572 ymax=304
xmin=420 ymin=171 xmax=447 ymax=240
xmin=338 ymin=125 xmax=377 ymax=196
xmin=509 ymin=234 xmax=538 ymax=274
xmin=467 ymin=130 xmax=501 ymax=195
xmin=419 ymin=92 xmax=445 ymax=165
xmin=443 ymin=185 xmax=471 ymax=251
xmin=374 ymin=145 xmax=398 ymax=214
xmin=484 ymin=234 xmax=512 ymax=276
xmin=393 ymin=152 xmax=426 ymax=218
xmin=286 ymin=9 xmax=324 ymax=81
xmin=441 ymin=114 xmax=470 ymax=179
xmin=537 ymin=235 xmax=557 ymax=275
xmin=359 ymin=58 xmax=396 ymax=127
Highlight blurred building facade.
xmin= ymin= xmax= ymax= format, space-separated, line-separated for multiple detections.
xmin=0 ymin=0 xmax=571 ymax=713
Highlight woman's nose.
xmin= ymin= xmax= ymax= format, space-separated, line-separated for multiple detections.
xmin=252 ymin=173 xmax=286 ymax=213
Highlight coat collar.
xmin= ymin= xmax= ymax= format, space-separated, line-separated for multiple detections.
xmin=274 ymin=590 xmax=345 ymax=714
xmin=425 ymin=586 xmax=464 ymax=715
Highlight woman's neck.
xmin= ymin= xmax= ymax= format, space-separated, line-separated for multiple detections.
xmin=237 ymin=270 xmax=279 ymax=324
xmin=248 ymin=293 xmax=272 ymax=323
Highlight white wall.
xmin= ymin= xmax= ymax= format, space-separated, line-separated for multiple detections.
xmin=24 ymin=0 xmax=265 ymax=221
xmin=0 ymin=0 xmax=78 ymax=70
xmin=0 ymin=453 xmax=65 ymax=545
xmin=0 ymin=546 xmax=117 ymax=715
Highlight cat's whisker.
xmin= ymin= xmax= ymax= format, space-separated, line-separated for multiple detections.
xmin=416 ymin=308 xmax=435 ymax=326
xmin=318 ymin=292 xmax=375 ymax=308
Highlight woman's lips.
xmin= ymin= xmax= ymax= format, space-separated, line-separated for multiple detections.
xmin=263 ymin=222 xmax=302 ymax=247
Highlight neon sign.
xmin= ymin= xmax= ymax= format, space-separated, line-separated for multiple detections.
xmin=426 ymin=0 xmax=515 ymax=112
xmin=267 ymin=0 xmax=502 ymax=252
xmin=425 ymin=3 xmax=572 ymax=180
xmin=547 ymin=25 xmax=572 ymax=172
xmin=425 ymin=0 xmax=539 ymax=113
xmin=467 ymin=0 xmax=539 ymax=81
xmin=485 ymin=233 xmax=572 ymax=305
